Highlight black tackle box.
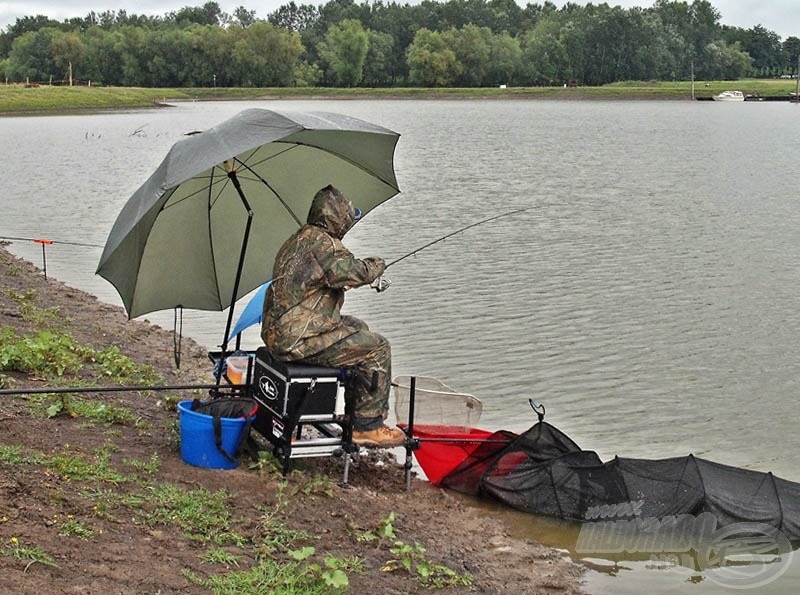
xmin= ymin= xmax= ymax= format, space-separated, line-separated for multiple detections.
xmin=252 ymin=347 xmax=343 ymax=435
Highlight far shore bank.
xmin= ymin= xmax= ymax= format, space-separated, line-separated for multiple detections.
xmin=1 ymin=78 xmax=799 ymax=114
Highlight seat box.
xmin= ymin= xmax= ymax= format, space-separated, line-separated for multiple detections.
xmin=252 ymin=347 xmax=340 ymax=421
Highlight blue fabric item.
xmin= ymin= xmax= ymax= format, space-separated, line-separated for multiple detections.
xmin=229 ymin=281 xmax=271 ymax=340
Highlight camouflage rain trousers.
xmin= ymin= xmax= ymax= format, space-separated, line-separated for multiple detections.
xmin=299 ymin=315 xmax=391 ymax=430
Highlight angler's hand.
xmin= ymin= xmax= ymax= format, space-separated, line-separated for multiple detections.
xmin=371 ymin=276 xmax=391 ymax=293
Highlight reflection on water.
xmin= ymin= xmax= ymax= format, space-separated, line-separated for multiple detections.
xmin=2 ymin=99 xmax=800 ymax=593
xmin=462 ymin=491 xmax=798 ymax=594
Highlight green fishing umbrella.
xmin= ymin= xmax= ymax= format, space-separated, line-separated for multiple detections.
xmin=97 ymin=108 xmax=401 ymax=348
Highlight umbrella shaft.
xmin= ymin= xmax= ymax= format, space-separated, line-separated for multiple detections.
xmin=219 ymin=170 xmax=254 ymax=361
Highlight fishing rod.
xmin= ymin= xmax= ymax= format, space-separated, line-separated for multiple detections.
xmin=385 ymin=206 xmax=534 ymax=269
xmin=0 ymin=382 xmax=244 ymax=397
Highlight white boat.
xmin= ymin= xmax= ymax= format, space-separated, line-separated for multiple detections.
xmin=713 ymin=90 xmax=745 ymax=102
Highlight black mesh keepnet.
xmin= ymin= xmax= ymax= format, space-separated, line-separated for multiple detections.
xmin=440 ymin=422 xmax=800 ymax=541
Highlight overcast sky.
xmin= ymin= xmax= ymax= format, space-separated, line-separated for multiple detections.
xmin=1 ymin=1 xmax=798 ymax=40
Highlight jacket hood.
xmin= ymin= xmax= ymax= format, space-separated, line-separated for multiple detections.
xmin=307 ymin=185 xmax=356 ymax=239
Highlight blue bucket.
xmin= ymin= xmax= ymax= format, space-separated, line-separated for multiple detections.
xmin=178 ymin=400 xmax=255 ymax=470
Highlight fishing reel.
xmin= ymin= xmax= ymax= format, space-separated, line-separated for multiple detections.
xmin=371 ymin=276 xmax=392 ymax=292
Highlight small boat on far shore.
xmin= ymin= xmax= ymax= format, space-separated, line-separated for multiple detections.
xmin=713 ymin=90 xmax=745 ymax=101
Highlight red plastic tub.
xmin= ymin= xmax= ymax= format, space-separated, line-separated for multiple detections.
xmin=402 ymin=424 xmax=496 ymax=486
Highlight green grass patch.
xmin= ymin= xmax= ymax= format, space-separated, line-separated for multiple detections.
xmin=4 ymin=288 xmax=62 ymax=326
xmin=48 ymin=394 xmax=138 ymax=425
xmin=0 ymin=328 xmax=83 ymax=377
xmin=144 ymin=485 xmax=243 ymax=544
xmin=46 ymin=448 xmax=127 ymax=484
xmin=188 ymin=546 xmax=355 ymax=594
xmin=85 ymin=345 xmax=160 ymax=385
xmin=0 ymin=288 xmax=160 ymax=386
xmin=357 ymin=512 xmax=472 ymax=589
xmin=1 ymin=537 xmax=59 ymax=571
xmin=200 ymin=547 xmax=241 ymax=567
xmin=0 ymin=326 xmax=160 ymax=386
xmin=256 ymin=505 xmax=311 ymax=557
xmin=58 ymin=518 xmax=95 ymax=540
xmin=123 ymin=452 xmax=161 ymax=476
xmin=0 ymin=443 xmax=41 ymax=466
xmin=0 ymin=84 xmax=194 ymax=112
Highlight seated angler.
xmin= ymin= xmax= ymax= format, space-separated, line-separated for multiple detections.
xmin=261 ymin=185 xmax=405 ymax=448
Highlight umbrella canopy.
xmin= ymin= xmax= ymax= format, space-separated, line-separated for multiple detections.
xmin=96 ymin=108 xmax=400 ymax=321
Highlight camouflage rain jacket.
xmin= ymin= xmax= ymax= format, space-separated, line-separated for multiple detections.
xmin=261 ymin=186 xmax=385 ymax=360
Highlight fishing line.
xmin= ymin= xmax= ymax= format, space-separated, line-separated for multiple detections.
xmin=385 ymin=206 xmax=535 ymax=269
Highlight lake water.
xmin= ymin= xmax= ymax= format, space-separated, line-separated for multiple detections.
xmin=2 ymin=98 xmax=799 ymax=593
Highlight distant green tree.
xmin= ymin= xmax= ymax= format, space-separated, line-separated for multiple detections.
xmin=487 ymin=31 xmax=521 ymax=85
xmin=319 ymin=19 xmax=369 ymax=86
xmin=189 ymin=24 xmax=239 ymax=87
xmin=362 ymin=30 xmax=395 ymax=87
xmin=705 ymin=39 xmax=753 ymax=79
xmin=50 ymin=31 xmax=85 ymax=84
xmin=688 ymin=0 xmax=723 ymax=77
xmin=142 ymin=28 xmax=192 ymax=86
xmin=109 ymin=26 xmax=149 ymax=86
xmin=363 ymin=1 xmax=419 ymax=84
xmin=406 ymin=28 xmax=458 ymax=86
xmin=743 ymin=25 xmax=782 ymax=76
xmin=486 ymin=0 xmax=527 ymax=36
xmin=629 ymin=10 xmax=682 ymax=80
xmin=269 ymin=2 xmax=320 ymax=32
xmin=82 ymin=25 xmax=160 ymax=86
xmin=5 ymin=28 xmax=58 ymax=82
xmin=232 ymin=6 xmax=257 ymax=28
xmin=650 ymin=0 xmax=719 ymax=78
xmin=443 ymin=24 xmax=490 ymax=86
xmin=168 ymin=2 xmax=223 ymax=26
xmin=783 ymin=36 xmax=800 ymax=74
xmin=0 ymin=15 xmax=62 ymax=60
xmin=520 ymin=16 xmax=567 ymax=85
xmin=231 ymin=21 xmax=303 ymax=86
xmin=293 ymin=59 xmax=322 ymax=86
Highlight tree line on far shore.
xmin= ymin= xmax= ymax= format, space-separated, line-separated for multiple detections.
xmin=2 ymin=0 xmax=799 ymax=89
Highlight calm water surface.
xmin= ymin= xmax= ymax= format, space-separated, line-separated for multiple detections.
xmin=2 ymin=99 xmax=799 ymax=593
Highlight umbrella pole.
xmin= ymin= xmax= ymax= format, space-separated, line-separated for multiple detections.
xmin=219 ymin=171 xmax=254 ymax=373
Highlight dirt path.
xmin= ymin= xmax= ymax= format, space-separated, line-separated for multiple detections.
xmin=0 ymin=244 xmax=586 ymax=594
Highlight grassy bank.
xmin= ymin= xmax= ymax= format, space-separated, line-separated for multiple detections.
xmin=0 ymin=245 xmax=585 ymax=594
xmin=1 ymin=79 xmax=798 ymax=113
